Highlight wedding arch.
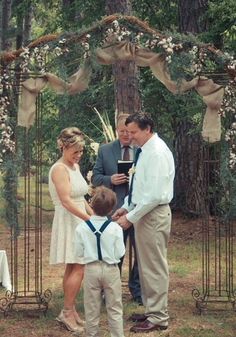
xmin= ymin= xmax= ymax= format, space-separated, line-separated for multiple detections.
xmin=0 ymin=14 xmax=235 ymax=314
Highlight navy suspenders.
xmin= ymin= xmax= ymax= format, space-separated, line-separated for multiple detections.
xmin=85 ymin=219 xmax=112 ymax=261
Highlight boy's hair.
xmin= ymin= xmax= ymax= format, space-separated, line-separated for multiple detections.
xmin=91 ymin=186 xmax=117 ymax=216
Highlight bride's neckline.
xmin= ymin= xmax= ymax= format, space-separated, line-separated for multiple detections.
xmin=57 ymin=160 xmax=77 ymax=171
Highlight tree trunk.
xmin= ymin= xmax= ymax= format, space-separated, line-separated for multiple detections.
xmin=16 ymin=9 xmax=23 ymax=49
xmin=178 ymin=0 xmax=208 ymax=33
xmin=0 ymin=3 xmax=2 ymax=48
xmin=105 ymin=0 xmax=132 ymax=16
xmin=174 ymin=121 xmax=203 ymax=214
xmin=7 ymin=0 xmax=34 ymax=49
xmin=105 ymin=0 xmax=142 ymax=120
xmin=1 ymin=0 xmax=12 ymax=50
xmin=174 ymin=0 xmax=209 ymax=214
xmin=23 ymin=2 xmax=33 ymax=45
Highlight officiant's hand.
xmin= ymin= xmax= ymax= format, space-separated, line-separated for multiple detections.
xmin=111 ymin=173 xmax=129 ymax=185
xmin=112 ymin=207 xmax=128 ymax=221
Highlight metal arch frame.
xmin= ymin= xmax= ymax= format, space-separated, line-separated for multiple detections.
xmin=0 ymin=72 xmax=52 ymax=315
xmin=192 ymin=143 xmax=236 ymax=313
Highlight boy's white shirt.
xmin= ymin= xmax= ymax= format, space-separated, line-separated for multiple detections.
xmin=74 ymin=214 xmax=125 ymax=264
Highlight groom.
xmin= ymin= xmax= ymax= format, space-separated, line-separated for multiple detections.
xmin=113 ymin=112 xmax=175 ymax=333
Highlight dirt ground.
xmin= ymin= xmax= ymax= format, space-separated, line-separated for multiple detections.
xmin=0 ymin=211 xmax=235 ymax=337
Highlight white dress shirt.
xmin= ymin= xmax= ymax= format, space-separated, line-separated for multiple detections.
xmin=74 ymin=215 xmax=125 ymax=264
xmin=123 ymin=133 xmax=175 ymax=224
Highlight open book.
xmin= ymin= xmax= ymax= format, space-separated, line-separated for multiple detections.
xmin=117 ymin=160 xmax=133 ymax=176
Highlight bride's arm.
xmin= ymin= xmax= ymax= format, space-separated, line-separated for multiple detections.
xmin=51 ymin=164 xmax=90 ymax=221
xmin=85 ymin=200 xmax=94 ymax=216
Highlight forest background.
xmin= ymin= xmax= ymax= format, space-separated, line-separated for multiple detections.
xmin=0 ymin=0 xmax=236 ymax=215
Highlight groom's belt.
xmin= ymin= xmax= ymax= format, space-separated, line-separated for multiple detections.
xmin=133 ymin=203 xmax=169 ymax=207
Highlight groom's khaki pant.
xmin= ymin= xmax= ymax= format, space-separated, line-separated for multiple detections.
xmin=84 ymin=261 xmax=124 ymax=337
xmin=134 ymin=204 xmax=171 ymax=326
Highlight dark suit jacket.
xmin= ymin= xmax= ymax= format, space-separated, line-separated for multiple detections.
xmin=91 ymin=140 xmax=136 ymax=209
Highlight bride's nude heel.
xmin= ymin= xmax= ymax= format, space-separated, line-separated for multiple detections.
xmin=56 ymin=309 xmax=84 ymax=333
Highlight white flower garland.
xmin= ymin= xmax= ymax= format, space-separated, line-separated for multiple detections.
xmin=0 ymin=70 xmax=15 ymax=160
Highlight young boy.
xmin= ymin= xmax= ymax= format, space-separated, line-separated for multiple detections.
xmin=74 ymin=186 xmax=126 ymax=337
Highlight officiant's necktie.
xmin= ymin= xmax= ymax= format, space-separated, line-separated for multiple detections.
xmin=128 ymin=148 xmax=142 ymax=205
xmin=123 ymin=146 xmax=130 ymax=161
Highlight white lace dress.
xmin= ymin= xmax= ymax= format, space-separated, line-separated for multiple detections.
xmin=49 ymin=162 xmax=88 ymax=264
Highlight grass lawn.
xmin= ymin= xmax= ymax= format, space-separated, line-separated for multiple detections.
xmin=0 ymin=186 xmax=235 ymax=336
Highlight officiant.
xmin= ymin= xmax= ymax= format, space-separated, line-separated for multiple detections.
xmin=91 ymin=113 xmax=142 ymax=305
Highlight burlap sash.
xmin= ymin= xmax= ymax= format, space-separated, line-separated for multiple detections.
xmin=18 ymin=41 xmax=224 ymax=142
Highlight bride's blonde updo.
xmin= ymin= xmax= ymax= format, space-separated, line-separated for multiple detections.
xmin=57 ymin=127 xmax=85 ymax=152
